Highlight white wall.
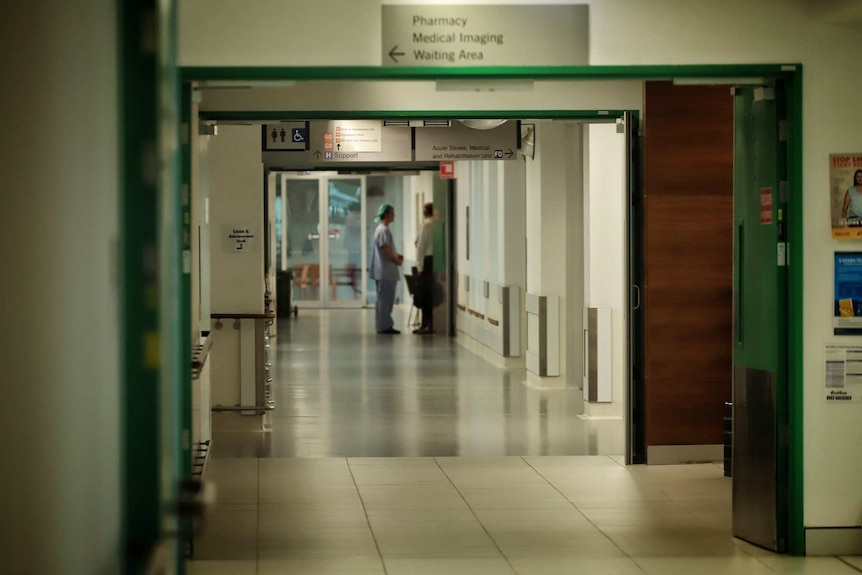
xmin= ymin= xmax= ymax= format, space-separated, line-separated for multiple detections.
xmin=525 ymin=122 xmax=582 ymax=379
xmin=0 ymin=2 xmax=121 ymax=573
xmin=585 ymin=123 xmax=626 ymax=416
xmin=179 ymin=0 xmax=862 ymax=534
xmin=208 ymin=126 xmax=265 ymax=314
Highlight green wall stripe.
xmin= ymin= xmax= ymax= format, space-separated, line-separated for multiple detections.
xmin=182 ymin=64 xmax=798 ymax=82
xmin=199 ymin=110 xmax=626 ymax=122
xmin=180 ymin=85 xmax=193 ymax=481
xmin=121 ymin=1 xmax=161 ymax=570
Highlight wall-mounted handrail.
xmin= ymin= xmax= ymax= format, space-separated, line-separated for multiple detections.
xmin=211 ymin=312 xmax=275 ymax=319
xmin=211 ymin=405 xmax=274 ymax=412
xmin=191 ymin=331 xmax=214 ymax=381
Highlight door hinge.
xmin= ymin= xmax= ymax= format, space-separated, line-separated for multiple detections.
xmin=779 ymin=120 xmax=788 ymax=142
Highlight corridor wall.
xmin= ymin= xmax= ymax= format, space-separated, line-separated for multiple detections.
xmin=1 ymin=1 xmax=122 ymax=572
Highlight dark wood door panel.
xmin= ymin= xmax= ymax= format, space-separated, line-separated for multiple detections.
xmin=643 ymin=81 xmax=734 ymax=448
xmin=646 ymin=377 xmax=729 ymax=445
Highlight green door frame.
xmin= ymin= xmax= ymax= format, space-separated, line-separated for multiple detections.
xmin=120 ymin=0 xmax=185 ymax=573
xmin=177 ymin=64 xmax=804 ymax=555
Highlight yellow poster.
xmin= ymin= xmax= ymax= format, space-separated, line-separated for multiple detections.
xmin=831 ymin=153 xmax=862 ymax=239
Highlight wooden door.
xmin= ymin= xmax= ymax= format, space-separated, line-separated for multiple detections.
xmin=643 ymin=81 xmax=734 ymax=459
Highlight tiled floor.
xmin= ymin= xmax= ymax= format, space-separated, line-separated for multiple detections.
xmin=189 ymin=309 xmax=861 ymax=574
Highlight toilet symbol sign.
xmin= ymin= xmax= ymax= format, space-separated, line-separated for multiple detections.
xmin=262 ymin=123 xmax=308 ymax=151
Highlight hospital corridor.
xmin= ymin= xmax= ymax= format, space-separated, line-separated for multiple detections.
xmin=187 ymin=311 xmax=859 ymax=575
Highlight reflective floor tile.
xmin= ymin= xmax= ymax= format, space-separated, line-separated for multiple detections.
xmin=186 ymin=560 xmax=256 ymax=575
xmin=348 ymin=458 xmax=449 ymax=485
xmin=473 ymin=508 xmax=592 ymax=533
xmin=603 ymin=525 xmax=746 ymax=557
xmin=508 ymin=556 xmax=645 ymax=575
xmin=204 ymin=458 xmax=259 ymax=504
xmin=258 ymin=558 xmax=386 ymax=574
xmin=358 ymin=484 xmax=469 ymax=510
xmin=193 ymin=505 xmax=258 ymax=560
xmin=458 ymin=485 xmax=573 ymax=510
xmin=384 ymin=557 xmax=517 ymax=575
xmin=633 ymin=556 xmax=777 ymax=575
xmin=754 ymin=556 xmax=862 ymax=573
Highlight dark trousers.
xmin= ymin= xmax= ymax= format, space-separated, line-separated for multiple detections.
xmin=419 ymin=256 xmax=433 ymax=330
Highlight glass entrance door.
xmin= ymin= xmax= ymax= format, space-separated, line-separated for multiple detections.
xmin=280 ymin=173 xmax=366 ymax=308
xmin=326 ymin=177 xmax=364 ymax=306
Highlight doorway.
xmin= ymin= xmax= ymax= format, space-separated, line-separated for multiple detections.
xmin=178 ymin=66 xmax=803 ymax=555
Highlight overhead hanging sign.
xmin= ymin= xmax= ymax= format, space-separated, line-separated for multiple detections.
xmin=262 ymin=122 xmax=412 ymax=168
xmin=381 ymin=5 xmax=588 ymax=67
xmin=414 ymin=121 xmax=518 ymax=161
xmin=323 ymin=120 xmax=383 ymax=153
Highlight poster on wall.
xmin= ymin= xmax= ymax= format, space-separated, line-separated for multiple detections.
xmin=830 ymin=153 xmax=862 ymax=239
xmin=824 ymin=344 xmax=862 ymax=402
xmin=833 ymin=252 xmax=862 ymax=335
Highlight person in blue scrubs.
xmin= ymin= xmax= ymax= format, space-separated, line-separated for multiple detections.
xmin=842 ymin=169 xmax=862 ymax=224
xmin=369 ymin=203 xmax=404 ymax=334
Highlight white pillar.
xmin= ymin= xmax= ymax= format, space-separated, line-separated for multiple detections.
xmin=583 ymin=123 xmax=626 ymax=417
xmin=499 ymin=160 xmax=527 ymax=358
xmin=525 ymin=123 xmax=584 ymax=386
xmin=207 ymin=125 xmax=265 ymax=430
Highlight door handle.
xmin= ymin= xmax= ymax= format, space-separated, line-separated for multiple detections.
xmin=632 ymin=285 xmax=641 ymax=310
xmin=737 ymin=223 xmax=744 ymax=344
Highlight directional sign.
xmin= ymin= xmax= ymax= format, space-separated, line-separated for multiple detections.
xmin=262 ymin=121 xmax=412 ymax=168
xmin=331 ymin=120 xmax=383 ymax=152
xmin=221 ymin=223 xmax=260 ymax=254
xmin=382 ymin=5 xmax=588 ymax=67
xmin=414 ymin=121 xmax=519 ymax=162
xmin=262 ymin=123 xmax=308 ymax=151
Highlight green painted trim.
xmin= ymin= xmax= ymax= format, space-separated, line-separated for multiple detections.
xmin=182 ymin=64 xmax=799 ymax=82
xmin=180 ymin=86 xmax=193 ymax=480
xmin=161 ymin=3 xmax=184 ymax=572
xmin=120 ymin=0 xmax=161 ymax=570
xmin=200 ymin=110 xmax=625 ymax=122
xmin=787 ymin=69 xmax=804 ymax=556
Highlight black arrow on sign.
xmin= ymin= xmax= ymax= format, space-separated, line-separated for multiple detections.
xmin=313 ymin=150 xmax=321 ymax=159
xmin=505 ymin=149 xmax=514 ymax=158
xmin=388 ymin=45 xmax=405 ymax=63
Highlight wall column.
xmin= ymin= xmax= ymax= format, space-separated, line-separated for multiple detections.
xmin=207 ymin=125 xmax=266 ymax=430
xmin=525 ymin=123 xmax=584 ymax=387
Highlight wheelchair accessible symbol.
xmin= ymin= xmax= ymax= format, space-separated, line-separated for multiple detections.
xmin=291 ymin=128 xmax=307 ymax=143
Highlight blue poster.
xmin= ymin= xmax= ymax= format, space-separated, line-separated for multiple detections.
xmin=834 ymin=252 xmax=862 ymax=335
